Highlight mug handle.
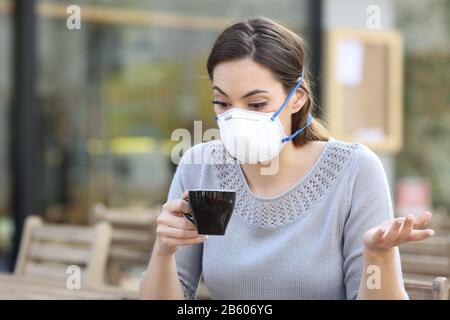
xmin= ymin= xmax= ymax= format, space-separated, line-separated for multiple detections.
xmin=184 ymin=213 xmax=196 ymax=225
xmin=182 ymin=193 xmax=196 ymax=226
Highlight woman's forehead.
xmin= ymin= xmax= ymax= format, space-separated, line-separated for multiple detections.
xmin=212 ymin=58 xmax=280 ymax=93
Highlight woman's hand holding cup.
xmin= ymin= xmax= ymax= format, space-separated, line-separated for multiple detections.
xmin=154 ymin=191 xmax=208 ymax=256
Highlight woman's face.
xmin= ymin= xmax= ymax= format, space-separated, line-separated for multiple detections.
xmin=212 ymin=57 xmax=305 ymax=134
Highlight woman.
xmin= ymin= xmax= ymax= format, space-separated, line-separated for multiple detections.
xmin=140 ymin=17 xmax=434 ymax=300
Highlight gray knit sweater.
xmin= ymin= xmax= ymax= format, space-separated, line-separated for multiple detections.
xmin=170 ymin=138 xmax=406 ymax=300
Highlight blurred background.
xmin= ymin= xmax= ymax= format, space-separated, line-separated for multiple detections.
xmin=0 ymin=0 xmax=449 ymax=286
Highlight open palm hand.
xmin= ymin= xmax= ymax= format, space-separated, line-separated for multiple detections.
xmin=363 ymin=211 xmax=435 ymax=252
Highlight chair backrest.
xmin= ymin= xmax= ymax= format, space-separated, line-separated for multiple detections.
xmin=428 ymin=212 xmax=450 ymax=235
xmin=399 ymin=212 xmax=450 ymax=280
xmin=400 ymin=235 xmax=450 ymax=277
xmin=93 ymin=204 xmax=159 ymax=286
xmin=14 ymin=215 xmax=112 ymax=288
xmin=404 ymin=277 xmax=449 ymax=300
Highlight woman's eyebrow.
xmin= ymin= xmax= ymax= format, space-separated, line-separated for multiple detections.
xmin=212 ymin=85 xmax=228 ymax=97
xmin=213 ymin=86 xmax=269 ymax=98
xmin=241 ymin=89 xmax=269 ymax=98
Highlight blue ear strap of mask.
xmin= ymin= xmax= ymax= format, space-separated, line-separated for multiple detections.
xmin=281 ymin=113 xmax=313 ymax=143
xmin=270 ymin=68 xmax=305 ymax=121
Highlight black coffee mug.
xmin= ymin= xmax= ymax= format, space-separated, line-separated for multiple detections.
xmin=185 ymin=190 xmax=236 ymax=235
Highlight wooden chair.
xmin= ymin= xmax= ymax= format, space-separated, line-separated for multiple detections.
xmin=14 ymin=215 xmax=112 ymax=288
xmin=93 ymin=204 xmax=159 ymax=288
xmin=400 ymin=235 xmax=450 ymax=280
xmin=428 ymin=212 xmax=450 ymax=235
xmin=399 ymin=211 xmax=450 ymax=286
xmin=404 ymin=277 xmax=449 ymax=300
xmin=93 ymin=203 xmax=214 ymax=297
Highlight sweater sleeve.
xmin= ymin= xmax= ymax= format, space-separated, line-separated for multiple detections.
xmin=168 ymin=144 xmax=206 ymax=300
xmin=343 ymin=144 xmax=407 ymax=300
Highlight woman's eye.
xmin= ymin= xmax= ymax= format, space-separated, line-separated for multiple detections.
xmin=211 ymin=100 xmax=230 ymax=108
xmin=248 ymin=102 xmax=267 ymax=110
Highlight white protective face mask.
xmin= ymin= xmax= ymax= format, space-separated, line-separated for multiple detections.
xmin=216 ymin=70 xmax=313 ymax=163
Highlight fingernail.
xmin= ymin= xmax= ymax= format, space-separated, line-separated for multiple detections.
xmin=202 ymin=235 xmax=209 ymax=240
xmin=428 ymin=230 xmax=435 ymax=236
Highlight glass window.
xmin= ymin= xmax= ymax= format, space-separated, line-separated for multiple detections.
xmin=394 ymin=0 xmax=450 ymax=212
xmin=35 ymin=0 xmax=309 ymax=223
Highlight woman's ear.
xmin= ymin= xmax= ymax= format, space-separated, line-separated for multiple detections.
xmin=290 ymin=89 xmax=307 ymax=113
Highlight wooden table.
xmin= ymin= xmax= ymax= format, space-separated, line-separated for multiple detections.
xmin=0 ymin=273 xmax=139 ymax=300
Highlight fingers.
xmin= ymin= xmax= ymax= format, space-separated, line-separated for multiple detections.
xmin=158 ymin=213 xmax=197 ymax=230
xmin=367 ymin=212 xmax=435 ymax=251
xmin=382 ymin=213 xmax=433 ymax=246
xmin=155 ymin=193 xmax=205 ymax=255
xmin=373 ymin=227 xmax=386 ymax=243
xmin=384 ymin=211 xmax=433 ymax=242
xmin=381 ymin=218 xmax=403 ymax=245
xmin=159 ymin=195 xmax=196 ymax=230
xmin=162 ymin=198 xmax=191 ymax=214
xmin=158 ymin=235 xmax=208 ymax=248
xmin=156 ymin=224 xmax=200 ymax=239
xmin=397 ymin=215 xmax=414 ymax=244
xmin=182 ymin=191 xmax=189 ymax=200
xmin=408 ymin=229 xmax=435 ymax=242
xmin=412 ymin=211 xmax=432 ymax=228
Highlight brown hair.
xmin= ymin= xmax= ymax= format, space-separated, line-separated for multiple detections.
xmin=207 ymin=17 xmax=329 ymax=146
